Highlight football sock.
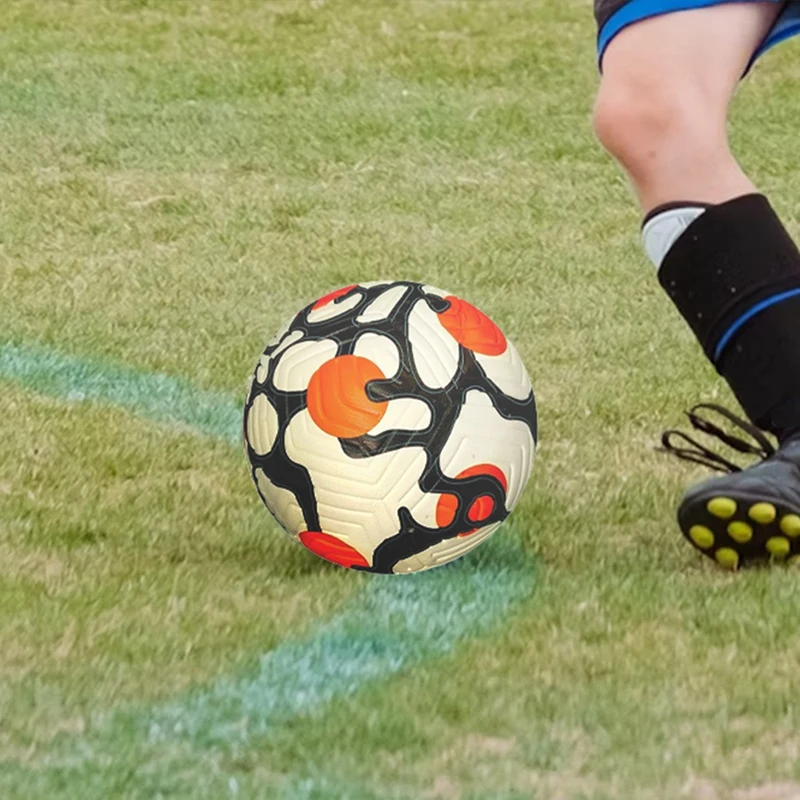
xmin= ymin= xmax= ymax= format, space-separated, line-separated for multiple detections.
xmin=643 ymin=193 xmax=800 ymax=443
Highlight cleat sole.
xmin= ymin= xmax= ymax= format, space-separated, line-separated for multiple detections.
xmin=727 ymin=521 xmax=753 ymax=544
xmin=689 ymin=525 xmax=715 ymax=549
xmin=679 ymin=490 xmax=800 ymax=569
xmin=748 ymin=502 xmax=777 ymax=525
xmin=707 ymin=497 xmax=737 ymax=519
xmin=766 ymin=537 xmax=790 ymax=557
xmin=714 ymin=548 xmax=739 ymax=570
xmin=780 ymin=514 xmax=800 ymax=538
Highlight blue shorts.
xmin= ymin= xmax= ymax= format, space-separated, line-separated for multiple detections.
xmin=596 ymin=0 xmax=800 ymax=69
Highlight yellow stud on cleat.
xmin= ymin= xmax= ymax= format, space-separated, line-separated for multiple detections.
xmin=766 ymin=537 xmax=791 ymax=557
xmin=748 ymin=503 xmax=777 ymax=524
xmin=707 ymin=497 xmax=737 ymax=519
xmin=689 ymin=525 xmax=715 ymax=549
xmin=715 ymin=548 xmax=740 ymax=570
xmin=780 ymin=515 xmax=800 ymax=538
xmin=727 ymin=521 xmax=753 ymax=544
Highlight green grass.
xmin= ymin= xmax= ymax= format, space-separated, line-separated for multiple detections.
xmin=2 ymin=1 xmax=800 ymax=797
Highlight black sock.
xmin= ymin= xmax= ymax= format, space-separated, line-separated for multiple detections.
xmin=656 ymin=194 xmax=800 ymax=444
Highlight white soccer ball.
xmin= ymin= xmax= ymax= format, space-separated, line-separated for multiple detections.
xmin=244 ymin=281 xmax=537 ymax=574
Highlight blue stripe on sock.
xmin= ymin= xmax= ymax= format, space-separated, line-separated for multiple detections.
xmin=713 ymin=288 xmax=800 ymax=363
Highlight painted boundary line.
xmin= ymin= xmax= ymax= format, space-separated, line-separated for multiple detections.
xmin=147 ymin=539 xmax=532 ymax=747
xmin=0 ymin=339 xmax=536 ymax=797
xmin=0 ymin=340 xmax=242 ymax=444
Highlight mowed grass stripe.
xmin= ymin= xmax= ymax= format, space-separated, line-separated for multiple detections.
xmin=0 ymin=339 xmax=536 ymax=795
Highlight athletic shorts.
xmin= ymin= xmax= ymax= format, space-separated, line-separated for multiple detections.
xmin=596 ymin=0 xmax=800 ymax=68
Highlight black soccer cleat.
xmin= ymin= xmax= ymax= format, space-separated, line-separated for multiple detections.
xmin=661 ymin=404 xmax=800 ymax=570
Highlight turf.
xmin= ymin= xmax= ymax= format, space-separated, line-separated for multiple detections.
xmin=2 ymin=1 xmax=800 ymax=797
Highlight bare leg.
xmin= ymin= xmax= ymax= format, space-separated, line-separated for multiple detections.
xmin=593 ymin=3 xmax=782 ymax=213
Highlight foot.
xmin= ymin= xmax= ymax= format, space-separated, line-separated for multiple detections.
xmin=677 ymin=436 xmax=800 ymax=570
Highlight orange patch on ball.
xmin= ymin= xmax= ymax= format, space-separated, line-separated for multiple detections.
xmin=307 ymin=355 xmax=388 ymax=439
xmin=467 ymin=495 xmax=495 ymax=524
xmin=437 ymin=296 xmax=507 ymax=356
xmin=435 ymin=494 xmax=458 ymax=528
xmin=458 ymin=463 xmax=508 ymax=491
xmin=435 ymin=463 xmax=508 ymax=534
xmin=311 ymin=284 xmax=357 ymax=310
xmin=299 ymin=531 xmax=370 ymax=569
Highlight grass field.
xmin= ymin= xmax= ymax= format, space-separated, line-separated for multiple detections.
xmin=2 ymin=1 xmax=800 ymax=798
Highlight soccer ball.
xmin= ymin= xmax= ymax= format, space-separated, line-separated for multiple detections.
xmin=243 ymin=281 xmax=537 ymax=574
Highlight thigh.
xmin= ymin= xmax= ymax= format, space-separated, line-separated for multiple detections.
xmin=601 ymin=3 xmax=784 ymax=109
xmin=592 ymin=3 xmax=785 ymax=210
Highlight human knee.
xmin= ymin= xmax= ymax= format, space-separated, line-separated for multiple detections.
xmin=593 ymin=77 xmax=725 ymax=176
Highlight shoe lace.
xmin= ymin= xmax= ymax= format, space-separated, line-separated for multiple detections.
xmin=659 ymin=403 xmax=776 ymax=474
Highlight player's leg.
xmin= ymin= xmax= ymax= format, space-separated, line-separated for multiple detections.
xmin=593 ymin=3 xmax=779 ymax=211
xmin=591 ymin=3 xmax=800 ymax=568
xmin=593 ymin=0 xmax=800 ymax=211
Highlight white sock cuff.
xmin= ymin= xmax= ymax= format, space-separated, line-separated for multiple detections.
xmin=642 ymin=206 xmax=708 ymax=270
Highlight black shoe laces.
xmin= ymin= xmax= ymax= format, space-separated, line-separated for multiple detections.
xmin=660 ymin=403 xmax=777 ymax=474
